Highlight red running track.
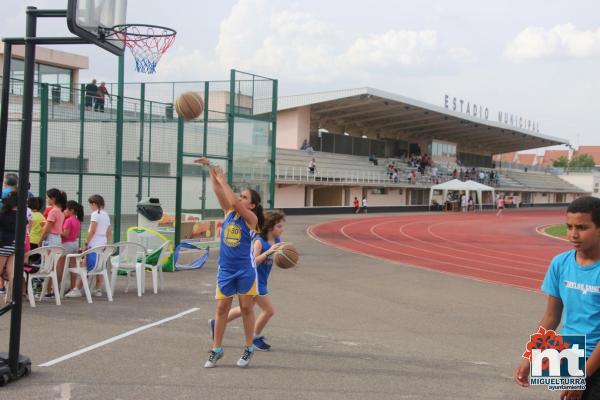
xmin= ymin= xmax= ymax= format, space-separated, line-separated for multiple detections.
xmin=308 ymin=209 xmax=572 ymax=291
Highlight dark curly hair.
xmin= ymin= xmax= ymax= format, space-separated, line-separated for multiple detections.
xmin=260 ymin=211 xmax=285 ymax=239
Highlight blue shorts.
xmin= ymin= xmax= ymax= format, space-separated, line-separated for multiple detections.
xmin=257 ymin=276 xmax=269 ymax=296
xmin=86 ymin=253 xmax=97 ymax=272
xmin=215 ymin=265 xmax=257 ymax=300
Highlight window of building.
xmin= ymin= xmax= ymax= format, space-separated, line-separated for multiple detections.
xmin=9 ymin=58 xmax=73 ymax=102
xmin=431 ymin=141 xmax=456 ymax=158
xmin=50 ymin=157 xmax=88 ymax=173
xmin=122 ymin=161 xmax=170 ymax=176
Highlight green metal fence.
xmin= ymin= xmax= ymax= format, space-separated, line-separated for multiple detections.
xmin=1 ymin=70 xmax=277 ymax=246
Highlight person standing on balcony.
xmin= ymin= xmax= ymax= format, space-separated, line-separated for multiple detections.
xmin=308 ymin=158 xmax=316 ymax=174
xmin=94 ymin=82 xmax=110 ymax=113
xmin=84 ymin=79 xmax=98 ymax=111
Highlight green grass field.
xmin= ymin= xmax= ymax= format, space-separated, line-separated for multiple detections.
xmin=544 ymin=224 xmax=567 ymax=238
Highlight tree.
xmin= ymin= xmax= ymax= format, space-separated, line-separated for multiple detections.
xmin=569 ymin=153 xmax=596 ymax=169
xmin=552 ymin=156 xmax=569 ymax=168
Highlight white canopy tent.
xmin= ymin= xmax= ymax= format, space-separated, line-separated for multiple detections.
xmin=429 ymin=179 xmax=496 ymax=211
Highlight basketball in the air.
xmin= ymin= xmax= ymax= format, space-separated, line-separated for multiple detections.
xmin=274 ymin=243 xmax=299 ymax=269
xmin=175 ymin=91 xmax=204 ymax=120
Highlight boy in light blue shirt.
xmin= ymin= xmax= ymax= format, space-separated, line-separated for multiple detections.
xmin=515 ymin=196 xmax=600 ymax=399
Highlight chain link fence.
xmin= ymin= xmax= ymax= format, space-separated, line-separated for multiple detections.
xmin=1 ymin=70 xmax=277 ymax=245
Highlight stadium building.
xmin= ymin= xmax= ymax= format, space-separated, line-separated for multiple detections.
xmin=274 ymin=88 xmax=587 ymax=209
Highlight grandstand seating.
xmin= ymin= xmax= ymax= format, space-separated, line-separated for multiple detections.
xmin=276 ymin=148 xmax=433 ymax=186
xmin=503 ymin=170 xmax=582 ymax=192
xmin=275 ymin=148 xmax=586 ymax=193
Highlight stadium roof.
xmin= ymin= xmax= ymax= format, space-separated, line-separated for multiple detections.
xmin=278 ymin=87 xmax=568 ymax=154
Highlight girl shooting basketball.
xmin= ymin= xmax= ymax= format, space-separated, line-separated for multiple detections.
xmin=194 ymin=158 xmax=264 ymax=368
xmin=224 ymin=211 xmax=285 ymax=351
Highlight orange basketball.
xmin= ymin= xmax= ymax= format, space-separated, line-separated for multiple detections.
xmin=175 ymin=91 xmax=204 ymax=120
xmin=273 ymin=243 xmax=299 ymax=269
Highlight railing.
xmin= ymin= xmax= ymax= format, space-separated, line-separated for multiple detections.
xmin=274 ymin=166 xmax=436 ymax=186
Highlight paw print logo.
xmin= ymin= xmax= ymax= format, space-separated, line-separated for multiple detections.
xmin=523 ymin=327 xmax=570 ymax=371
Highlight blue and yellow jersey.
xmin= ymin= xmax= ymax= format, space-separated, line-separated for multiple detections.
xmin=218 ymin=210 xmax=257 ymax=270
xmin=256 ymin=235 xmax=281 ymax=290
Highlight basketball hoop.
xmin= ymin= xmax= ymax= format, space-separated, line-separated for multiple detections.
xmin=104 ymin=24 xmax=176 ymax=74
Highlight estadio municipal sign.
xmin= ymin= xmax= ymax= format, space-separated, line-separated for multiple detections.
xmin=444 ymin=94 xmax=540 ymax=133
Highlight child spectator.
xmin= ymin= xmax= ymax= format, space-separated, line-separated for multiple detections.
xmin=58 ymin=201 xmax=84 ymax=296
xmin=1 ymin=173 xmax=18 ymax=206
xmin=84 ymin=195 xmax=111 ymax=297
xmin=40 ymin=188 xmax=66 ymax=247
xmin=28 ymin=197 xmax=45 ymax=264
xmin=0 ymin=192 xmax=17 ymax=295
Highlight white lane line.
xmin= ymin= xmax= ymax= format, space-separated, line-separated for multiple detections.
xmin=39 ymin=307 xmax=200 ymax=367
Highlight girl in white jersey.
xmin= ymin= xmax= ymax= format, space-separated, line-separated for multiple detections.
xmin=66 ymin=194 xmax=111 ymax=298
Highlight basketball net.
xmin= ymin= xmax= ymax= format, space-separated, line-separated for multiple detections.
xmin=110 ymin=24 xmax=176 ymax=74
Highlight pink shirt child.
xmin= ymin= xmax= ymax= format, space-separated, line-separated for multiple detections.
xmin=62 ymin=215 xmax=81 ymax=243
xmin=497 ymin=197 xmax=504 ymax=208
xmin=47 ymin=207 xmax=65 ymax=235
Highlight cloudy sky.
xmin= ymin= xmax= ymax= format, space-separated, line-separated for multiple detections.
xmin=3 ymin=0 xmax=600 ymax=148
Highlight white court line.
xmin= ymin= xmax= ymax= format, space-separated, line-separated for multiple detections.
xmin=39 ymin=307 xmax=200 ymax=367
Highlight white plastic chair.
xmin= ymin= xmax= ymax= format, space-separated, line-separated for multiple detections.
xmin=149 ymin=240 xmax=171 ymax=294
xmin=60 ymin=245 xmax=116 ymax=303
xmin=24 ymin=246 xmax=64 ymax=307
xmin=110 ymin=241 xmax=147 ymax=297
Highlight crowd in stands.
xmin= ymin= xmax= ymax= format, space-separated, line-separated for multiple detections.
xmin=296 ymin=140 xmax=502 ymax=187
xmin=451 ymin=167 xmax=499 ymax=186
xmin=383 ymin=153 xmax=500 ymax=187
xmin=0 ymin=172 xmax=111 ymax=300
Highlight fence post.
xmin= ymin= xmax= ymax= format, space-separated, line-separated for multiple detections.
xmin=227 ymin=70 xmax=235 ymax=185
xmin=201 ymin=81 xmax=209 ymax=217
xmin=38 ymin=83 xmax=49 ymax=196
xmin=137 ymin=83 xmax=145 ymax=202
xmin=77 ymin=84 xmax=85 ymax=204
xmin=113 ymin=55 xmax=124 ymax=243
xmin=269 ymin=79 xmax=278 ymax=209
xmin=175 ymin=116 xmax=184 ymax=247
xmin=147 ymin=101 xmax=152 ymax=197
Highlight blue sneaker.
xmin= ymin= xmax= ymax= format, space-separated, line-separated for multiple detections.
xmin=208 ymin=319 xmax=215 ymax=340
xmin=253 ymin=336 xmax=271 ymax=351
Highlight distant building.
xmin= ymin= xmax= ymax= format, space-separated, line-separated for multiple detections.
xmin=0 ymin=42 xmax=88 ymax=102
xmin=574 ymin=146 xmax=600 ymax=166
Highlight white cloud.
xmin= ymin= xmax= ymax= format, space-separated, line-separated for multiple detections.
xmin=153 ymin=47 xmax=224 ymax=82
xmin=505 ymin=23 xmax=600 ymax=62
xmin=447 ymin=47 xmax=477 ymax=63
xmin=343 ymin=30 xmax=438 ymax=68
xmin=214 ymin=0 xmax=463 ymax=83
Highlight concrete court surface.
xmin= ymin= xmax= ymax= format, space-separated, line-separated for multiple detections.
xmin=0 ymin=213 xmax=558 ymax=399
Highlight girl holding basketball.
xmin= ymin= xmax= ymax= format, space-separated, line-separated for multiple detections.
xmin=194 ymin=158 xmax=264 ymax=368
xmin=224 ymin=211 xmax=285 ymax=351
